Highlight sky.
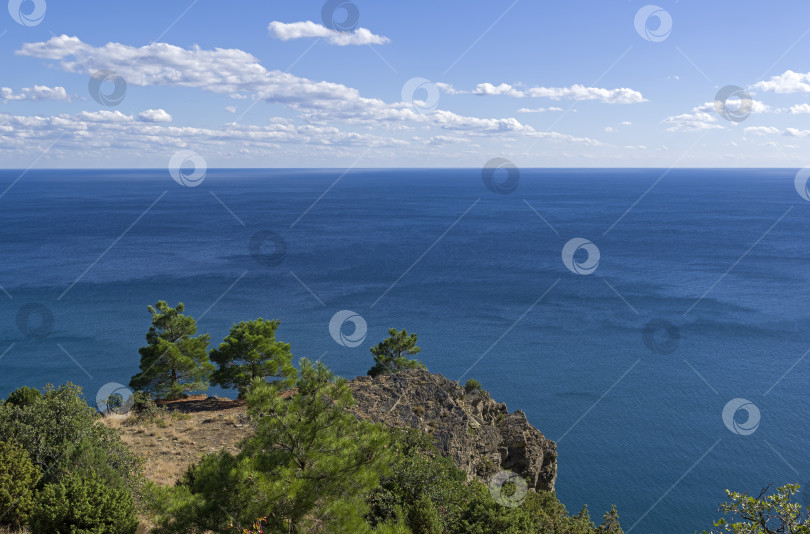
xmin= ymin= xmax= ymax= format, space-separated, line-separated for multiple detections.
xmin=1 ymin=0 xmax=809 ymax=168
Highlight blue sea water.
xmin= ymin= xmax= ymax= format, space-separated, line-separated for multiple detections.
xmin=1 ymin=168 xmax=809 ymax=532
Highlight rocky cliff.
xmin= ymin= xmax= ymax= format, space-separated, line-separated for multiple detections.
xmin=348 ymin=369 xmax=557 ymax=492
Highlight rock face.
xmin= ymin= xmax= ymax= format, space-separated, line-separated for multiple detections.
xmin=348 ymin=369 xmax=557 ymax=492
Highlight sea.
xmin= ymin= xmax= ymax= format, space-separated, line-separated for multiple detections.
xmin=1 ymin=168 xmax=808 ymax=533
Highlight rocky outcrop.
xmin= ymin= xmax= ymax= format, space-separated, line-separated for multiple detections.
xmin=348 ymin=369 xmax=557 ymax=492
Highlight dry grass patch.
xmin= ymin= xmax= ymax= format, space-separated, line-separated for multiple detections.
xmin=101 ymin=395 xmax=254 ymax=486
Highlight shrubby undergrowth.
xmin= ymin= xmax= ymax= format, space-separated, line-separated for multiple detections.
xmin=0 ymin=383 xmax=141 ymax=534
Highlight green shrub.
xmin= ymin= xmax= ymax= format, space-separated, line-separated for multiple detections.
xmin=464 ymin=378 xmax=483 ymax=393
xmin=3 ymin=385 xmax=43 ymax=407
xmin=30 ymin=470 xmax=139 ymax=534
xmin=0 ymin=383 xmax=140 ymax=490
xmin=0 ymin=440 xmax=40 ymax=529
xmin=129 ymin=391 xmax=168 ymax=424
xmin=150 ymin=449 xmax=254 ymax=534
xmin=407 ymin=495 xmax=443 ymax=534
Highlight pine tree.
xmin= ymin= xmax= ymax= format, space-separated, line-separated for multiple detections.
xmin=241 ymin=359 xmax=394 ymax=531
xmin=129 ymin=301 xmax=213 ymax=399
xmin=368 ymin=328 xmax=425 ymax=377
xmin=210 ymin=318 xmax=296 ymax=398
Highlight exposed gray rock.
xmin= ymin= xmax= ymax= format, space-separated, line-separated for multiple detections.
xmin=348 ymin=369 xmax=557 ymax=492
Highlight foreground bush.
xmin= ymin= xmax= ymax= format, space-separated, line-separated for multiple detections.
xmin=0 ymin=383 xmax=140 ymax=490
xmin=0 ymin=440 xmax=40 ymax=529
xmin=30 ymin=470 xmax=139 ymax=534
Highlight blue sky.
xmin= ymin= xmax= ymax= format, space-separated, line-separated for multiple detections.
xmin=1 ymin=0 xmax=809 ymax=167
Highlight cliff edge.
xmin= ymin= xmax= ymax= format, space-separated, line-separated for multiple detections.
xmin=348 ymin=369 xmax=558 ymax=492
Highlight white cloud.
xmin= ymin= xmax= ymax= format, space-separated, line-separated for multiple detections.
xmin=692 ymin=100 xmax=770 ymax=114
xmin=744 ymin=126 xmax=781 ymax=136
xmin=788 ymin=103 xmax=810 ymax=114
xmin=752 ymin=70 xmax=810 ymax=93
xmin=516 ymin=106 xmax=564 ymax=113
xmin=17 ymin=35 xmax=360 ymax=104
xmin=604 ymin=126 xmax=616 ymax=133
xmin=0 ymin=109 xmax=406 ymax=153
xmin=474 ymin=83 xmax=523 ymax=97
xmin=1 ymin=85 xmax=72 ymax=103
xmin=744 ymin=126 xmax=810 ymax=138
xmin=267 ymin=21 xmax=389 ymax=46
xmin=665 ymin=98 xmax=775 ymax=132
xmin=621 ymin=121 xmax=632 ymax=126
xmin=137 ymin=109 xmax=172 ymax=122
xmin=224 ymin=106 xmax=237 ymax=113
xmin=473 ymin=82 xmax=646 ymax=103
xmin=435 ymin=83 xmax=466 ymax=95
xmin=13 ymin=36 xmax=604 ymax=151
xmin=663 ymin=112 xmax=723 ymax=132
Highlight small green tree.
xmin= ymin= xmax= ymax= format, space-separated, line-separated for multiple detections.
xmin=708 ymin=484 xmax=809 ymax=533
xmin=597 ymin=505 xmax=623 ymax=533
xmin=464 ymin=378 xmax=483 ymax=393
xmin=155 ymin=360 xmax=395 ymax=533
xmin=368 ymin=328 xmax=425 ymax=377
xmin=0 ymin=440 xmax=40 ymax=529
xmin=130 ymin=301 xmax=213 ymax=400
xmin=242 ymin=359 xmax=394 ymax=531
xmin=29 ymin=470 xmax=139 ymax=534
xmin=210 ymin=318 xmax=296 ymax=398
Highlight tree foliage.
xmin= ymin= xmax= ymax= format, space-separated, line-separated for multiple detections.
xmin=0 ymin=383 xmax=140 ymax=490
xmin=29 ymin=470 xmax=139 ymax=534
xmin=368 ymin=328 xmax=425 ymax=377
xmin=707 ymin=484 xmax=810 ymax=534
xmin=153 ymin=359 xmax=395 ymax=533
xmin=3 ymin=385 xmax=43 ymax=408
xmin=130 ymin=301 xmax=213 ymax=399
xmin=0 ymin=440 xmax=40 ymax=529
xmin=210 ymin=318 xmax=296 ymax=398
